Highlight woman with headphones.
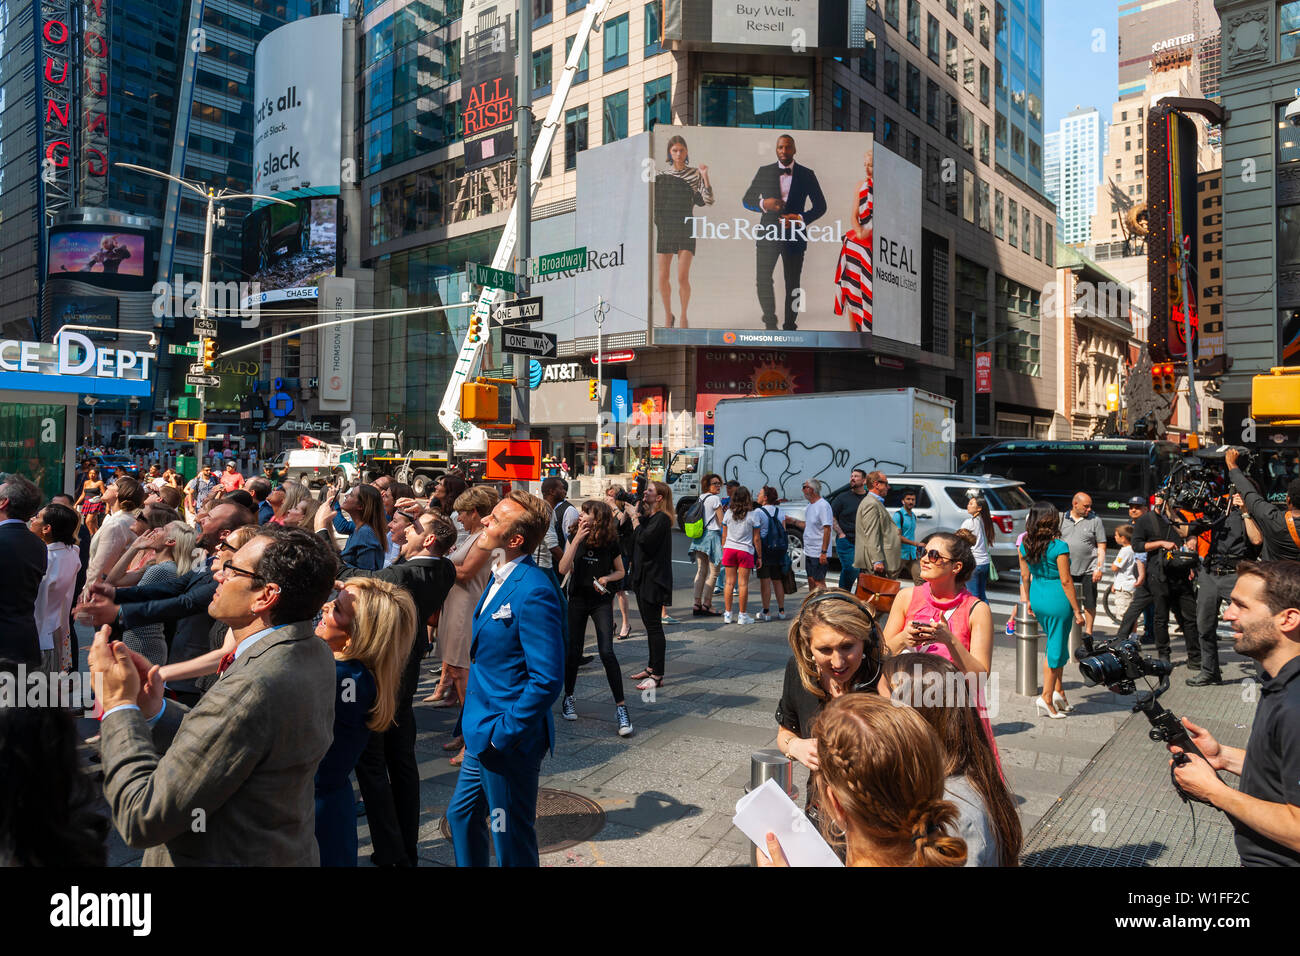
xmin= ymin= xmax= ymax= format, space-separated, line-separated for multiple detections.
xmin=775 ymin=590 xmax=884 ymax=826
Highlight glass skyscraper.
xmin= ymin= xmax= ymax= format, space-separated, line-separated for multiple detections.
xmin=993 ymin=0 xmax=1044 ymax=194
xmin=1054 ymin=106 xmax=1102 ymax=246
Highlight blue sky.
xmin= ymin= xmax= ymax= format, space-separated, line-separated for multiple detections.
xmin=1043 ymin=0 xmax=1120 ymax=133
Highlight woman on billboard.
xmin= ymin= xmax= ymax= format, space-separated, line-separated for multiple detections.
xmin=653 ymin=135 xmax=714 ymax=328
xmin=833 ymin=148 xmax=874 ymax=332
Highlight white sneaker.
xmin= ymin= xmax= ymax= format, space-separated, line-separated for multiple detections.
xmin=723 ymin=611 xmax=733 ymax=624
xmin=758 ymin=611 xmax=771 ymax=622
xmin=776 ymin=610 xmax=787 ymax=620
xmin=737 ymin=613 xmax=754 ymax=625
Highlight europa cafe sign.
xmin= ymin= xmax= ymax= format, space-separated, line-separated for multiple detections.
xmin=42 ymin=1 xmax=111 ymax=205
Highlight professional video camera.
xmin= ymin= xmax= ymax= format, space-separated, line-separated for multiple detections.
xmin=1075 ymin=635 xmax=1217 ymax=804
xmin=1155 ymin=448 xmax=1243 ymax=522
xmin=614 ymin=488 xmax=639 ymax=505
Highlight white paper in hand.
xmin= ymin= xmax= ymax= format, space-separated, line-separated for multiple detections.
xmin=733 ymin=779 xmax=843 ymax=867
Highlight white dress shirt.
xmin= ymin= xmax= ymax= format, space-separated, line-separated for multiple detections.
xmin=34 ymin=542 xmax=82 ymax=652
xmin=478 ymin=554 xmax=527 ymax=616
xmin=778 ymin=162 xmax=794 ymax=203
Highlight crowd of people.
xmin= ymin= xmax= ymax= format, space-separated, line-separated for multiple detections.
xmin=1 ymin=444 xmax=1298 ymax=869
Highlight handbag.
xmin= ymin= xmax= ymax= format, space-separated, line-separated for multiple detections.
xmin=1163 ymin=549 xmax=1198 ymax=575
xmin=782 ymin=551 xmax=798 ymax=594
xmin=988 ymin=562 xmax=999 ymax=583
xmin=855 ymin=571 xmax=902 ymax=613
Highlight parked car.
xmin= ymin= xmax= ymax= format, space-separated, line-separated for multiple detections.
xmin=780 ymin=473 xmax=1032 ymax=574
xmin=88 ymin=454 xmax=139 ymax=478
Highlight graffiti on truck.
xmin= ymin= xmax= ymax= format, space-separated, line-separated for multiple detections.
xmin=721 ymin=429 xmax=905 ymax=501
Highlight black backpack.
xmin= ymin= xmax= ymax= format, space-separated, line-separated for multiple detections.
xmin=554 ymin=499 xmax=575 ymax=546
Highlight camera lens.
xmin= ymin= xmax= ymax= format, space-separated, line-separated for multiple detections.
xmin=1078 ymin=652 xmax=1122 ymax=686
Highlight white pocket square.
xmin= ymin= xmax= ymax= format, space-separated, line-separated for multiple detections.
xmin=492 ymin=603 xmax=512 ymax=620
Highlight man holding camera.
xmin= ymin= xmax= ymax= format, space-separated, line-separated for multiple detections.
xmin=1226 ymin=448 xmax=1300 ymax=563
xmin=1186 ymin=492 xmax=1262 ymax=686
xmin=1169 ymin=560 xmax=1300 ymax=866
xmin=1115 ymin=494 xmax=1198 ymax=666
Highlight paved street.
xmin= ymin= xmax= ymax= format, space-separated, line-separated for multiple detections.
xmin=92 ymin=529 xmax=1245 ymax=867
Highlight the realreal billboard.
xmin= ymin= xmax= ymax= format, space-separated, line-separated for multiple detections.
xmin=647 ymin=126 xmax=921 ymax=349
xmin=528 ymin=128 xmax=922 ymax=350
xmin=240 ymin=14 xmax=342 ymax=299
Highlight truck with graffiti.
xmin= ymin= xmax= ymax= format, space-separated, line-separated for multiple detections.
xmin=665 ymin=388 xmax=955 ymax=527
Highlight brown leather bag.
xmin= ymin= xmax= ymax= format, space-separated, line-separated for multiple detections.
xmin=855 ymin=571 xmax=902 ymax=613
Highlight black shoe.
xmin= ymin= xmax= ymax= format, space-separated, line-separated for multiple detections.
xmin=1185 ymin=673 xmax=1223 ymax=687
xmin=782 ymin=321 xmax=798 ymax=331
xmin=580 ymin=655 xmax=594 ymax=666
xmin=761 ymin=317 xmax=777 ymax=330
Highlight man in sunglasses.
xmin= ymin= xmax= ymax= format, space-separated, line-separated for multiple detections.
xmin=92 ymin=526 xmax=339 ymax=865
xmin=79 ymin=500 xmax=255 ymax=705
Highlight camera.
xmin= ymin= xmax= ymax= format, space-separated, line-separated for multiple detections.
xmin=615 ymin=488 xmax=639 ymax=505
xmin=1156 ymin=451 xmax=1236 ymax=523
xmin=1075 ymin=635 xmax=1215 ymax=804
xmin=1287 ymin=95 xmax=1300 ymax=128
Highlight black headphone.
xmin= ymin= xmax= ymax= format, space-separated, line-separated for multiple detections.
xmin=794 ymin=589 xmax=883 ymax=689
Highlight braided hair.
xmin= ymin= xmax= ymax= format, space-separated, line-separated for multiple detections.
xmin=811 ymin=694 xmax=967 ymax=867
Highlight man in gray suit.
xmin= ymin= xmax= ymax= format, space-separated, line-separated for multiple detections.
xmin=91 ymin=526 xmax=339 ymax=866
xmin=854 ymin=471 xmax=902 ymax=579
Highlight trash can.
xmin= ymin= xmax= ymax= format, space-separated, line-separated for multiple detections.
xmin=1015 ymin=603 xmax=1040 ymax=697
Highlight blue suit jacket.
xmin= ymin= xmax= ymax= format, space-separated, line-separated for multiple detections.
xmin=461 ymin=556 xmax=565 ymax=759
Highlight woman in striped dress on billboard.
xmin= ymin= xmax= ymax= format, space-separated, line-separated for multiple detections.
xmin=833 ymin=149 xmax=874 ymax=332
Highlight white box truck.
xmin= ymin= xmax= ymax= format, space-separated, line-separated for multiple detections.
xmin=664 ymin=388 xmax=955 ymax=525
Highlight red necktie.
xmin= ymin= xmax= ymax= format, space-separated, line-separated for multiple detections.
xmin=217 ymin=652 xmax=236 ymax=676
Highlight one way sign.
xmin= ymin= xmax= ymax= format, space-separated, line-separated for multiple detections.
xmin=501 ymin=327 xmax=556 ymax=358
xmin=494 ymin=296 xmax=544 ymax=325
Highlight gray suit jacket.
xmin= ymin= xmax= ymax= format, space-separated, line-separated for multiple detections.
xmin=100 ymin=620 xmax=336 ymax=866
xmin=854 ymin=494 xmax=902 ymax=575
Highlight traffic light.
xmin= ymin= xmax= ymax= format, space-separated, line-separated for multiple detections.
xmin=201 ymin=338 xmax=217 ymax=369
xmin=588 ymin=379 xmax=599 ymax=402
xmin=167 ymin=421 xmax=208 ymax=440
xmin=460 ymin=382 xmax=498 ymax=423
xmin=1151 ymin=362 xmax=1177 ymax=394
xmin=467 ymin=313 xmax=483 ymax=343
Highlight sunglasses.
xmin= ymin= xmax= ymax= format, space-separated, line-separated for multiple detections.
xmin=921 ymin=549 xmax=953 ymax=564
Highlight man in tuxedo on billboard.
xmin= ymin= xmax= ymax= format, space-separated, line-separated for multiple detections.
xmin=742 ymin=135 xmax=828 ymax=331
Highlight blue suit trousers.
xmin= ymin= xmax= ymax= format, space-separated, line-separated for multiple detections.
xmin=446 ymin=746 xmax=544 ymax=867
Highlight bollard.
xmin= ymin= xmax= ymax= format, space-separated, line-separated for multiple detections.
xmin=749 ymin=749 xmax=795 ymax=866
xmin=1015 ymin=603 xmax=1040 ymax=697
xmin=1069 ymin=582 xmax=1086 ymax=661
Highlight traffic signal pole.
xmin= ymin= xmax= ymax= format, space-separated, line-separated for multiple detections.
xmin=195 ymin=187 xmax=217 ymax=466
xmin=513 ymin=0 xmax=532 ymax=449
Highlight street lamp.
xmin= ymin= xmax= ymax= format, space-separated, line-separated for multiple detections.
xmin=113 ymin=162 xmax=293 ymax=460
xmin=967 ymin=311 xmax=1022 ymax=437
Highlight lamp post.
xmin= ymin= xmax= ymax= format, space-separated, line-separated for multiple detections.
xmin=113 ymin=163 xmax=292 ymax=463
xmin=594 ymin=296 xmax=609 ymax=486
xmin=968 ymin=311 xmax=1022 ymax=437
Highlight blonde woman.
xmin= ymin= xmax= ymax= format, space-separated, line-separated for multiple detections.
xmin=112 ymin=520 xmax=197 ymax=667
xmin=274 ymin=481 xmax=312 ymax=526
xmin=314 ymin=577 xmax=417 ymax=866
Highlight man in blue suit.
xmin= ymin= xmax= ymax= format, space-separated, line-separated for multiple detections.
xmin=446 ymin=489 xmax=565 ymax=867
xmin=741 ymin=134 xmax=828 ymax=331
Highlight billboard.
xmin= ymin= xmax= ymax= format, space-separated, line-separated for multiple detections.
xmin=47 ymin=226 xmax=153 ymax=291
xmin=665 ymin=0 xmax=851 ymax=51
xmin=48 ymin=294 xmax=118 ymax=342
xmin=646 ymin=126 xmax=921 ymax=349
xmin=460 ymin=0 xmax=515 ymax=171
xmin=243 ymin=14 xmax=342 ymax=294
xmin=251 ymin=15 xmax=343 ymax=200
xmin=526 ymin=133 xmax=651 ymax=340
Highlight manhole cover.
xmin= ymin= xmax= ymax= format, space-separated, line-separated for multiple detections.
xmin=439 ymin=788 xmax=606 ymax=855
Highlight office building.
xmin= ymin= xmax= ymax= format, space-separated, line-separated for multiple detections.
xmin=1053 ymin=106 xmax=1103 ymax=246
xmin=1118 ymin=0 xmax=1220 ymax=100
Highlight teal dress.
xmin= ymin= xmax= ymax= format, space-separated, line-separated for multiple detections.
xmin=1021 ymin=538 xmax=1073 ymax=668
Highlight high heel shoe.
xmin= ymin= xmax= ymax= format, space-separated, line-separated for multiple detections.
xmin=1035 ymin=696 xmax=1066 ymax=720
xmin=1052 ymin=692 xmax=1074 ymax=713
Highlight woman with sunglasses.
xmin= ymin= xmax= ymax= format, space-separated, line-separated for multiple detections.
xmin=881 ymin=530 xmax=1000 ymax=763
xmin=314 ymin=577 xmax=417 ymax=866
xmin=775 ymin=591 xmax=883 ymax=826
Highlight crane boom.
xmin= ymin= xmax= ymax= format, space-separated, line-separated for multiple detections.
xmin=438 ymin=0 xmax=612 ymax=455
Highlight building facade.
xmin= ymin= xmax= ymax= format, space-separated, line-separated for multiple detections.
xmin=1119 ymin=0 xmax=1220 ymax=100
xmin=1216 ymin=0 xmax=1300 ymax=426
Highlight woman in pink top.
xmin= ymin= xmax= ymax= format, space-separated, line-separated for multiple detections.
xmin=881 ymin=529 xmax=1000 ymax=766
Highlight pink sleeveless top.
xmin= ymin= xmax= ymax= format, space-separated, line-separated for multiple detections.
xmin=904 ymin=582 xmax=1003 ymax=773
xmin=905 ymin=582 xmax=978 ymax=658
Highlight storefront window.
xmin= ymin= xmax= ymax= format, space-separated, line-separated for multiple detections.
xmin=0 ymin=404 xmax=66 ymax=500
